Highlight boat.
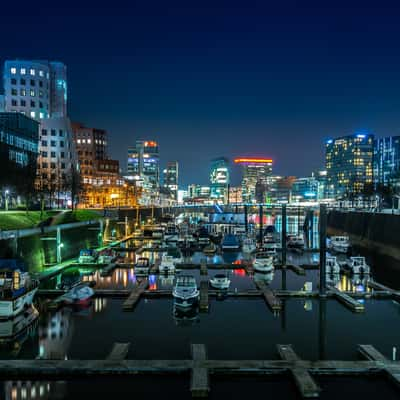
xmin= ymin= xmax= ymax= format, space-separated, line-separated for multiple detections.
xmin=209 ymin=273 xmax=230 ymax=290
xmin=135 ymin=257 xmax=151 ymax=275
xmin=242 ymin=237 xmax=257 ymax=254
xmin=78 ymin=249 xmax=97 ymax=264
xmin=253 ymin=251 xmax=274 ymax=273
xmin=329 ymin=236 xmax=350 ymax=254
xmin=165 ymin=223 xmax=179 ymax=244
xmin=97 ymin=249 xmax=116 ymax=265
xmin=197 ymin=226 xmax=210 ymax=246
xmin=326 ymin=256 xmax=341 ymax=274
xmin=58 ymin=284 xmax=94 ymax=305
xmin=221 ymin=234 xmax=240 ymax=251
xmin=203 ymin=242 xmax=217 ymax=255
xmin=159 ymin=255 xmax=175 ymax=274
xmin=253 ymin=271 xmax=274 ymax=285
xmin=172 ymin=275 xmax=199 ymax=308
xmin=346 ymin=257 xmax=370 ymax=275
xmin=287 ymin=234 xmax=305 ymax=250
xmin=0 ymin=260 xmax=39 ymax=319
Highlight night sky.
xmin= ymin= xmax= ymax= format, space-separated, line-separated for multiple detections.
xmin=2 ymin=0 xmax=400 ymax=186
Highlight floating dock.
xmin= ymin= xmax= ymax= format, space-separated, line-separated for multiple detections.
xmin=199 ymin=281 xmax=209 ymax=312
xmin=328 ymin=286 xmax=365 ymax=312
xmin=107 ymin=342 xmax=130 ymax=360
xmin=191 ymin=344 xmax=209 ymax=397
xmin=254 ymin=281 xmax=282 ymax=312
xmin=122 ymin=280 xmax=149 ymax=311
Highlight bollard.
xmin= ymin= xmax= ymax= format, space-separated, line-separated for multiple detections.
xmin=393 ymin=347 xmax=397 ymax=361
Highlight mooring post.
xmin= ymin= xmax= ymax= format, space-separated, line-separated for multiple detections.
xmin=309 ymin=209 xmax=314 ymax=249
xmin=281 ymin=204 xmax=287 ymax=266
xmin=244 ymin=204 xmax=248 ymax=233
xmin=259 ymin=204 xmax=263 ymax=245
xmin=319 ymin=204 xmax=327 ymax=296
xmin=56 ymin=227 xmax=61 ymax=264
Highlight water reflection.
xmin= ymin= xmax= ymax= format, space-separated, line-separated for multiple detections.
xmin=4 ymin=380 xmax=67 ymax=400
xmin=336 ymin=273 xmax=371 ymax=293
xmin=173 ymin=305 xmax=200 ymax=326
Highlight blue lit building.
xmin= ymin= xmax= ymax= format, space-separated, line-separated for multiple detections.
xmin=210 ymin=157 xmax=230 ymax=202
xmin=374 ymin=136 xmax=400 ymax=189
xmin=325 ymin=132 xmax=374 ymax=198
xmin=291 ymin=176 xmax=319 ymax=201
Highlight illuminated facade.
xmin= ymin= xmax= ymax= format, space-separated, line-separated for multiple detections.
xmin=2 ymin=60 xmax=76 ymax=203
xmin=374 ymin=136 xmax=400 ymax=189
xmin=127 ymin=140 xmax=159 ymax=190
xmin=234 ymin=158 xmax=273 ymax=203
xmin=162 ymin=161 xmax=179 ymax=200
xmin=325 ymin=133 xmax=374 ymax=198
xmin=291 ymin=177 xmax=319 ymax=202
xmin=210 ymin=157 xmax=230 ymax=202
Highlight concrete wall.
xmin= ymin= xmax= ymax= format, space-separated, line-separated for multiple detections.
xmin=327 ymin=210 xmax=400 ymax=261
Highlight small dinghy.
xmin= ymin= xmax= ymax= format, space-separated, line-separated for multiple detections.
xmin=209 ymin=273 xmax=230 ymax=290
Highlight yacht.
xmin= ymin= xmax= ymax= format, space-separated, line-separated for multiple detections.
xmin=347 ymin=257 xmax=370 ymax=275
xmin=242 ymin=237 xmax=257 ymax=254
xmin=253 ymin=271 xmax=274 ymax=285
xmin=209 ymin=273 xmax=231 ymax=290
xmin=326 ymin=256 xmax=341 ymax=274
xmin=253 ymin=251 xmax=274 ymax=273
xmin=287 ymin=234 xmax=305 ymax=250
xmin=221 ymin=234 xmax=240 ymax=251
xmin=172 ymin=275 xmax=199 ymax=308
xmin=78 ymin=249 xmax=98 ymax=264
xmin=329 ymin=236 xmax=350 ymax=254
xmin=135 ymin=257 xmax=151 ymax=275
xmin=97 ymin=250 xmax=116 ymax=265
xmin=159 ymin=255 xmax=175 ymax=274
xmin=0 ymin=260 xmax=39 ymax=319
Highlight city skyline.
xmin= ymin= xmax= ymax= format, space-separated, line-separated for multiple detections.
xmin=3 ymin=1 xmax=400 ymax=186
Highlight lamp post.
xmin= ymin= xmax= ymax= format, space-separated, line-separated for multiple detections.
xmin=4 ymin=190 xmax=9 ymax=211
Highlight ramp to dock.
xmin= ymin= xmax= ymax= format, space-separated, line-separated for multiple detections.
xmin=122 ymin=280 xmax=149 ymax=311
xmin=277 ymin=345 xmax=320 ymax=398
xmin=191 ymin=344 xmax=209 ymax=398
xmin=199 ymin=281 xmax=209 ymax=312
xmin=328 ymin=286 xmax=364 ymax=312
xmin=107 ymin=343 xmax=130 ymax=360
xmin=254 ymin=281 xmax=282 ymax=312
xmin=358 ymin=345 xmax=400 ymax=387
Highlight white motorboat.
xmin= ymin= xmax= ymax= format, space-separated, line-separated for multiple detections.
xmin=172 ymin=275 xmax=199 ymax=308
xmin=58 ymin=284 xmax=94 ymax=305
xmin=326 ymin=256 xmax=341 ymax=274
xmin=97 ymin=250 xmax=116 ymax=265
xmin=242 ymin=237 xmax=257 ymax=254
xmin=329 ymin=236 xmax=350 ymax=254
xmin=0 ymin=260 xmax=39 ymax=319
xmin=135 ymin=257 xmax=151 ymax=275
xmin=209 ymin=274 xmax=230 ymax=290
xmin=78 ymin=249 xmax=97 ymax=264
xmin=347 ymin=257 xmax=370 ymax=275
xmin=253 ymin=252 xmax=274 ymax=273
xmin=253 ymin=271 xmax=274 ymax=285
xmin=0 ymin=305 xmax=39 ymax=342
xmin=159 ymin=255 xmax=176 ymax=274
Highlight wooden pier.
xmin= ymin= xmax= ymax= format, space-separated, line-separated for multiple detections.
xmin=122 ymin=280 xmax=149 ymax=311
xmin=254 ymin=280 xmax=282 ymax=312
xmin=200 ymin=259 xmax=208 ymax=276
xmin=287 ymin=264 xmax=306 ymax=275
xmin=328 ymin=286 xmax=365 ymax=312
xmin=1 ymin=344 xmax=399 ymax=398
xmin=199 ymin=281 xmax=209 ymax=312
xmin=278 ymin=345 xmax=320 ymax=398
xmin=191 ymin=344 xmax=209 ymax=397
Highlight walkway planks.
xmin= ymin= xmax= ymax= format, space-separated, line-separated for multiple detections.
xmin=199 ymin=281 xmax=209 ymax=312
xmin=191 ymin=344 xmax=209 ymax=398
xmin=358 ymin=345 xmax=400 ymax=387
xmin=107 ymin=343 xmax=131 ymax=360
xmin=277 ymin=345 xmax=320 ymax=398
xmin=122 ymin=280 xmax=149 ymax=311
xmin=328 ymin=286 xmax=364 ymax=312
xmin=254 ymin=281 xmax=282 ymax=312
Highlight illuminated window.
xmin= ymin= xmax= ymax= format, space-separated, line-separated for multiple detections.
xmin=77 ymin=139 xmax=81 ymax=144
xmin=39 ymin=70 xmax=44 ymax=77
xmin=87 ymin=139 xmax=91 ymax=144
xmin=30 ymin=111 xmax=36 ymax=118
xmin=30 ymin=68 xmax=35 ymax=76
xmin=39 ymin=112 xmax=44 ymax=119
xmin=30 ymin=89 xmax=35 ymax=97
xmin=10 ymin=67 xmax=16 ymax=74
xmin=21 ymin=68 xmax=26 ymax=75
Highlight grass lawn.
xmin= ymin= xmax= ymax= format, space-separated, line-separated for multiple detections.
xmin=0 ymin=209 xmax=103 ymax=230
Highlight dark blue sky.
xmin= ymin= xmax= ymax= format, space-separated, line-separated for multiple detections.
xmin=2 ymin=0 xmax=400 ymax=186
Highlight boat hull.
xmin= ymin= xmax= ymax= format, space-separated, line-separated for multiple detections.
xmin=0 ymin=288 xmax=38 ymax=319
xmin=173 ymin=295 xmax=199 ymax=308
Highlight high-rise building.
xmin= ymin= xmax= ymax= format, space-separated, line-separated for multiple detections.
xmin=374 ymin=136 xmax=400 ymax=189
xmin=210 ymin=157 xmax=229 ymax=202
xmin=2 ymin=60 xmax=77 ymax=204
xmin=0 ymin=112 xmax=39 ymax=202
xmin=325 ymin=132 xmax=374 ymax=198
xmin=162 ymin=161 xmax=179 ymax=200
xmin=234 ymin=157 xmax=273 ymax=203
xmin=291 ymin=176 xmax=320 ymax=202
xmin=127 ymin=140 xmax=159 ymax=190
